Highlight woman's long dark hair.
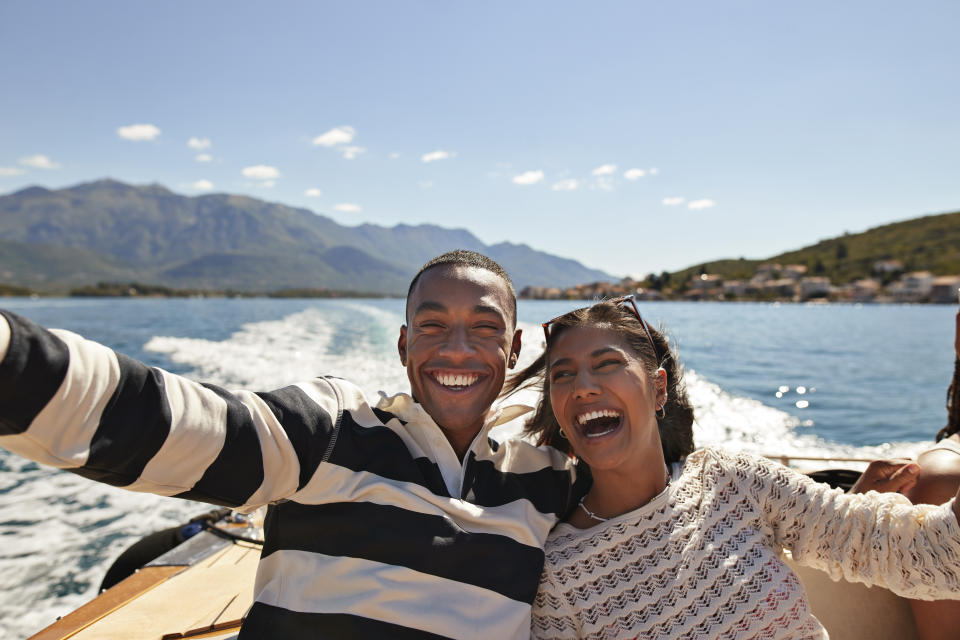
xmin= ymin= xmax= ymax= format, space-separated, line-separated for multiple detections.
xmin=503 ymin=301 xmax=695 ymax=463
xmin=936 ymin=356 xmax=960 ymax=442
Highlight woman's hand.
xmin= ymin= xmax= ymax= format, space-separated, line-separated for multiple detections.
xmin=849 ymin=459 xmax=921 ymax=494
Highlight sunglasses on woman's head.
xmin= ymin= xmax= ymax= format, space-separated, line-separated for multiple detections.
xmin=541 ymin=295 xmax=658 ymax=358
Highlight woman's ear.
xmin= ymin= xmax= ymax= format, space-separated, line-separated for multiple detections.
xmin=655 ymin=367 xmax=668 ymax=402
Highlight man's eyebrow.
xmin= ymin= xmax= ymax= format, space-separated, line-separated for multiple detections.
xmin=474 ymin=304 xmax=506 ymax=319
xmin=413 ymin=301 xmax=506 ymax=319
xmin=412 ymin=301 xmax=447 ymax=316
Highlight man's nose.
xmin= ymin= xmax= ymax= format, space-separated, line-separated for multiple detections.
xmin=439 ymin=325 xmax=476 ymax=358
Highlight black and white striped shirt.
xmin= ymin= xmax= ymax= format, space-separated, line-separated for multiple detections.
xmin=0 ymin=311 xmax=584 ymax=639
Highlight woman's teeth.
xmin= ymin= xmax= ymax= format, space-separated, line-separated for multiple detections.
xmin=577 ymin=409 xmax=621 ymax=425
xmin=576 ymin=409 xmax=622 ymax=438
xmin=585 ymin=425 xmax=619 ymax=438
xmin=434 ymin=373 xmax=480 ymax=388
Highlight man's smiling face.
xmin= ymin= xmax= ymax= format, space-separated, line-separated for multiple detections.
xmin=398 ymin=264 xmax=521 ymax=456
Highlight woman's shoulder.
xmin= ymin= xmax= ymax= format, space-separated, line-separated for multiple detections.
xmin=682 ymin=446 xmax=774 ymax=472
xmin=910 ymin=436 xmax=960 ymax=505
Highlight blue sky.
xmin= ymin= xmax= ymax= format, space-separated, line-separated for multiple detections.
xmin=1 ymin=1 xmax=958 ymax=278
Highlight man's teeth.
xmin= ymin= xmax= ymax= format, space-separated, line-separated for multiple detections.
xmin=434 ymin=373 xmax=480 ymax=387
xmin=576 ymin=409 xmax=621 ymax=425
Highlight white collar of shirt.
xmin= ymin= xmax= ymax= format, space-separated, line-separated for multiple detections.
xmin=375 ymin=391 xmax=532 ymax=497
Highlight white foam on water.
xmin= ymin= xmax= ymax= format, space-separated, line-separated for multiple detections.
xmin=685 ymin=369 xmax=929 ymax=469
xmin=145 ymin=304 xmax=410 ymax=396
xmin=0 ymin=454 xmax=206 ymax=637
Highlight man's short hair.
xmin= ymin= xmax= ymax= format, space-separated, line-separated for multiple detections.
xmin=406 ymin=250 xmax=517 ymax=324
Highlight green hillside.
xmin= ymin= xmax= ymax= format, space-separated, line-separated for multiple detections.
xmin=663 ymin=210 xmax=960 ymax=287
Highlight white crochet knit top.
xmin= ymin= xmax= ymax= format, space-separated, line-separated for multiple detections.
xmin=532 ymin=447 xmax=960 ymax=639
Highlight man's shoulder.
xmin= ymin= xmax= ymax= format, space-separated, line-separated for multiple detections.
xmin=286 ymin=376 xmax=372 ymax=409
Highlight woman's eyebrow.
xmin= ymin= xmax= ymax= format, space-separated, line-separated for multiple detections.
xmin=550 ymin=348 xmax=622 ymax=370
xmin=591 ymin=347 xmax=621 ymax=358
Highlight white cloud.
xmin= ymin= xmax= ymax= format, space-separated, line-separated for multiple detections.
xmin=688 ymin=199 xmax=716 ymax=210
xmin=624 ymin=168 xmax=646 ymax=180
xmin=117 ymin=123 xmax=161 ymax=141
xmin=191 ymin=180 xmax=214 ymax=190
xmin=389 ymin=152 xmax=401 ymax=159
xmin=187 ymin=137 xmax=211 ymax=150
xmin=592 ymin=164 xmax=617 ymax=176
xmin=305 ymin=188 xmax=323 ymax=197
xmin=662 ymin=197 xmax=685 ymax=206
xmin=195 ymin=153 xmax=212 ymax=163
xmin=334 ymin=203 xmax=362 ymax=213
xmin=649 ymin=167 xmax=660 ymax=175
xmin=512 ymin=170 xmax=544 ymax=185
xmin=259 ymin=180 xmax=276 ymax=188
xmin=593 ymin=177 xmax=614 ymax=192
xmin=312 ymin=126 xmax=355 ymax=147
xmin=421 ymin=150 xmax=455 ymax=163
xmin=552 ymin=178 xmax=580 ymax=191
xmin=0 ymin=166 xmax=26 ymax=176
xmin=19 ymin=154 xmax=61 ymax=169
xmin=241 ymin=165 xmax=280 ymax=180
xmin=419 ymin=180 xmax=434 ymax=189
xmin=340 ymin=146 xmax=366 ymax=160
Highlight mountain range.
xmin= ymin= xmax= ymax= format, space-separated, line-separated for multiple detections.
xmin=0 ymin=179 xmax=613 ymax=293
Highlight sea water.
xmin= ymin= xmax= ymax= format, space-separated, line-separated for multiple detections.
xmin=0 ymin=298 xmax=955 ymax=637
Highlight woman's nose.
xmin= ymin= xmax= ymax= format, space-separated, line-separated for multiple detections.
xmin=572 ymin=371 xmax=601 ymax=398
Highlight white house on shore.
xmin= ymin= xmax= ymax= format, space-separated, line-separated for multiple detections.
xmin=887 ymin=271 xmax=935 ymax=302
xmin=799 ymin=277 xmax=831 ymax=300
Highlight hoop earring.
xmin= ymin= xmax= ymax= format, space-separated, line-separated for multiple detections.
xmin=657 ymin=404 xmax=667 ymax=419
xmin=559 ymin=427 xmax=567 ymax=439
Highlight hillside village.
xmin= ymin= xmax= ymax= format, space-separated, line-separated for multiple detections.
xmin=520 ymin=260 xmax=960 ymax=304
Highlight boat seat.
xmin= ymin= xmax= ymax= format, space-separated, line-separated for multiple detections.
xmin=782 ymin=549 xmax=919 ymax=640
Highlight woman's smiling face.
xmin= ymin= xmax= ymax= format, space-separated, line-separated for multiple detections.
xmin=548 ymin=325 xmax=666 ymax=473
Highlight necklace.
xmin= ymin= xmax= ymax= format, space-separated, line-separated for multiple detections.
xmin=577 ymin=465 xmax=673 ymax=524
xmin=577 ymin=497 xmax=609 ymax=523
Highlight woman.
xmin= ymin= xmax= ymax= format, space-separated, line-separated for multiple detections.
xmin=852 ymin=306 xmax=960 ymax=640
xmin=509 ymin=297 xmax=960 ymax=639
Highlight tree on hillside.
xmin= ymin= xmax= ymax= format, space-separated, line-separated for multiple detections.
xmin=836 ymin=242 xmax=848 ymax=260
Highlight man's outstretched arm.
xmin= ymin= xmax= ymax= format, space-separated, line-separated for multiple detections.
xmin=0 ymin=310 xmax=339 ymax=509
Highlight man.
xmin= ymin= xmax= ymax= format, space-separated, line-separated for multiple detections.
xmin=0 ymin=250 xmax=584 ymax=639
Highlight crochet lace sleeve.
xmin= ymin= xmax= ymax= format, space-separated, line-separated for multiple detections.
xmin=531 ymin=564 xmax=580 ymax=640
xmin=737 ymin=450 xmax=960 ymax=600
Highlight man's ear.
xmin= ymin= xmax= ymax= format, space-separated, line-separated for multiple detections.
xmin=508 ymin=328 xmax=522 ymax=369
xmin=398 ymin=325 xmax=408 ymax=366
